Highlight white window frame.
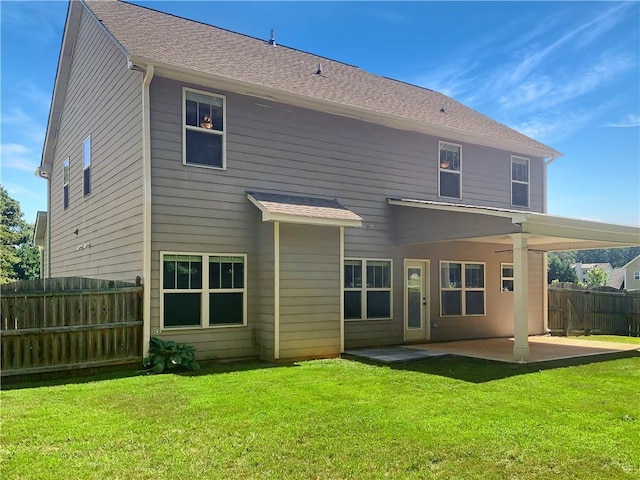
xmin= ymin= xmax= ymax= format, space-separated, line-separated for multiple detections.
xmin=182 ymin=87 xmax=227 ymax=170
xmin=634 ymin=271 xmax=640 ymax=281
xmin=511 ymin=155 xmax=530 ymax=208
xmin=438 ymin=141 xmax=462 ymax=199
xmin=344 ymin=258 xmax=393 ymax=321
xmin=63 ymin=157 xmax=70 ymax=210
xmin=82 ymin=135 xmax=91 ymax=196
xmin=501 ymin=262 xmax=514 ymax=293
xmin=160 ymin=251 xmax=247 ymax=330
xmin=439 ymin=260 xmax=486 ymax=317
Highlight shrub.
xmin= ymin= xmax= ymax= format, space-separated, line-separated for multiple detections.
xmin=142 ymin=337 xmax=200 ymax=373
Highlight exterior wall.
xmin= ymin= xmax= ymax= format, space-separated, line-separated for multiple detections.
xmin=625 ymin=256 xmax=640 ymax=291
xmin=48 ymin=8 xmax=143 ymax=282
xmin=147 ymin=75 xmax=547 ymax=359
xmin=278 ymin=224 xmax=341 ymax=359
xmin=399 ymin=241 xmax=544 ymax=341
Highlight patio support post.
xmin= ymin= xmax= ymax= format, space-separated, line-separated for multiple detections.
xmin=511 ymin=233 xmax=530 ymax=362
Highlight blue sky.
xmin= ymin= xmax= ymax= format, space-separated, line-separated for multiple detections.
xmin=2 ymin=1 xmax=639 ymax=226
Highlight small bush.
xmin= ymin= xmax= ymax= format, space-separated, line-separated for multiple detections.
xmin=142 ymin=337 xmax=200 ymax=373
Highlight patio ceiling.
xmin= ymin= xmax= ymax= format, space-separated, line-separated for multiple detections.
xmin=388 ymin=198 xmax=640 ymax=251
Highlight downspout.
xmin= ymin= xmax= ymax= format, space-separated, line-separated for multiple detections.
xmin=542 ymin=155 xmax=557 ymax=214
xmin=142 ymin=65 xmax=154 ymax=357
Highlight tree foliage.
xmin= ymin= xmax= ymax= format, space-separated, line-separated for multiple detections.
xmin=574 ymin=247 xmax=640 ymax=268
xmin=585 ymin=267 xmax=608 ymax=287
xmin=0 ymin=186 xmax=40 ymax=283
xmin=547 ymin=252 xmax=578 ymax=284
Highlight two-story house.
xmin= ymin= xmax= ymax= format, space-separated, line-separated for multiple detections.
xmin=37 ymin=0 xmax=640 ymax=362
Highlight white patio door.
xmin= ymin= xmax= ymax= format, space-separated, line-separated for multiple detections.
xmin=404 ymin=259 xmax=430 ymax=342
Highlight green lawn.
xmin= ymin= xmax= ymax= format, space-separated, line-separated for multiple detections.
xmin=2 ymin=354 xmax=639 ymax=479
xmin=573 ymin=335 xmax=640 ymax=345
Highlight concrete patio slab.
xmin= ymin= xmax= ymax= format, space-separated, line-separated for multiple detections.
xmin=343 ymin=346 xmax=448 ymax=363
xmin=408 ymin=336 xmax=639 ymax=363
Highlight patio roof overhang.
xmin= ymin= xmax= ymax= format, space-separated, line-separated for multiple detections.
xmin=388 ymin=198 xmax=640 ymax=251
xmin=388 ymin=198 xmax=640 ymax=363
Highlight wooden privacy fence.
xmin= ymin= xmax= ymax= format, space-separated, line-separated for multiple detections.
xmin=548 ymin=284 xmax=640 ymax=336
xmin=1 ymin=277 xmax=143 ymax=377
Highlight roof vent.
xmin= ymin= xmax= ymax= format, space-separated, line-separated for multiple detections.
xmin=316 ymin=62 xmax=322 ymax=75
xmin=440 ymin=107 xmax=446 ymax=113
xmin=269 ymin=29 xmax=276 ymax=46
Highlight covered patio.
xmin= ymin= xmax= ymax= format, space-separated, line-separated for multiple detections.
xmin=345 ymin=336 xmax=639 ymax=364
xmin=389 ymin=198 xmax=640 ymax=362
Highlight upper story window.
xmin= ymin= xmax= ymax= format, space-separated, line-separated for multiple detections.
xmin=344 ymin=259 xmax=392 ymax=320
xmin=511 ymin=156 xmax=529 ymax=207
xmin=82 ymin=135 xmax=91 ymax=196
xmin=634 ymin=271 xmax=640 ymax=281
xmin=438 ymin=141 xmax=461 ymax=199
xmin=183 ymin=88 xmax=226 ymax=169
xmin=63 ymin=158 xmax=70 ymax=210
xmin=501 ymin=263 xmax=514 ymax=292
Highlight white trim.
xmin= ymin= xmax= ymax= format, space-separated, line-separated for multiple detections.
xmin=344 ymin=258 xmax=393 ymax=320
xmin=438 ymin=140 xmax=462 ymax=200
xmin=142 ymin=65 xmax=154 ymax=356
xmin=182 ymin=87 xmax=227 ymax=170
xmin=511 ymin=155 xmax=530 ymax=208
xmin=339 ymin=227 xmax=345 ymax=352
xmin=439 ymin=260 xmax=486 ymax=317
xmin=159 ymin=252 xmax=248 ymax=331
xmin=274 ymin=222 xmax=280 ymax=360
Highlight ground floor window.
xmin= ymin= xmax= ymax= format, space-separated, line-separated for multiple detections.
xmin=440 ymin=261 xmax=485 ymax=316
xmin=501 ymin=263 xmax=514 ymax=292
xmin=161 ymin=252 xmax=246 ymax=328
xmin=344 ymin=259 xmax=392 ymax=319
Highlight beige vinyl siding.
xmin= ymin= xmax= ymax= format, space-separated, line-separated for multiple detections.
xmin=278 ymin=224 xmax=340 ymax=359
xmin=399 ymin=241 xmax=544 ymax=341
xmin=148 ymin=76 xmax=546 ymax=358
xmin=256 ymin=220 xmax=275 ymax=360
xmin=626 ymin=257 xmax=640 ymax=291
xmin=47 ymin=8 xmax=143 ymax=282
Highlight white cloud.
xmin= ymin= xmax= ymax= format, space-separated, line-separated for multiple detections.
xmin=605 ymin=114 xmax=640 ymax=128
xmin=0 ymin=143 xmax=39 ymax=173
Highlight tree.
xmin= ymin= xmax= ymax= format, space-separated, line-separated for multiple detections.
xmin=547 ymin=252 xmax=578 ymax=284
xmin=0 ymin=186 xmax=40 ymax=283
xmin=586 ymin=266 xmax=608 ymax=287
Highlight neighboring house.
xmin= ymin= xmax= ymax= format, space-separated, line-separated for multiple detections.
xmin=607 ymin=268 xmax=625 ymax=290
xmin=623 ymin=255 xmax=640 ymax=291
xmin=36 ymin=0 xmax=640 ymax=362
xmin=572 ymin=262 xmax=613 ymax=283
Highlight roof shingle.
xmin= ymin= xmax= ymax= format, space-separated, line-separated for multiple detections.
xmin=83 ymin=0 xmax=559 ymax=156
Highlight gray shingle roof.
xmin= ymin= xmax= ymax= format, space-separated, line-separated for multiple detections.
xmin=83 ymin=0 xmax=559 ymax=156
xmin=248 ymin=192 xmax=363 ymax=224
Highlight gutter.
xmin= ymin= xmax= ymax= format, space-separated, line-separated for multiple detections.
xmin=141 ymin=64 xmax=154 ymax=357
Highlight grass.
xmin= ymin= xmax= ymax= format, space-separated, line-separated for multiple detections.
xmin=573 ymin=335 xmax=640 ymax=345
xmin=2 ymin=354 xmax=639 ymax=479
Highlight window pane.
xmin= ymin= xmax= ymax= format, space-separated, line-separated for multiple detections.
xmin=440 ymin=171 xmax=460 ymax=198
xmin=344 ymin=291 xmax=361 ymax=319
xmin=186 ymin=99 xmax=198 ymax=126
xmin=209 ymin=260 xmax=221 ymax=289
xmin=209 ymin=292 xmax=243 ymax=325
xmin=163 ymin=257 xmax=176 ymax=289
xmin=186 ymin=129 xmax=223 ymax=168
xmin=185 ymin=91 xmax=224 ymax=132
xmin=83 ymin=167 xmax=91 ymax=196
xmin=512 ymin=183 xmax=528 ymax=207
xmin=344 ymin=260 xmax=362 ymax=288
xmin=441 ymin=262 xmax=461 ymax=288
xmin=172 ymin=255 xmax=202 ymax=289
xmin=512 ymin=159 xmax=528 ymax=182
xmin=502 ymin=265 xmax=514 ymax=278
xmin=465 ymin=264 xmax=484 ymax=288
xmin=233 ymin=261 xmax=244 ymax=289
xmin=63 ymin=160 xmax=70 ymax=184
xmin=83 ymin=136 xmax=91 ymax=168
xmin=190 ymin=260 xmax=202 ymax=289
xmin=367 ymin=291 xmax=390 ymax=318
xmin=502 ymin=280 xmax=514 ymax=292
xmin=164 ymin=293 xmax=201 ymax=327
xmin=466 ymin=291 xmax=485 ymax=315
xmin=442 ymin=291 xmax=462 ymax=316
xmin=440 ymin=144 xmax=460 ymax=171
xmin=64 ymin=185 xmax=69 ymax=210
xmin=367 ymin=261 xmax=391 ymax=288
